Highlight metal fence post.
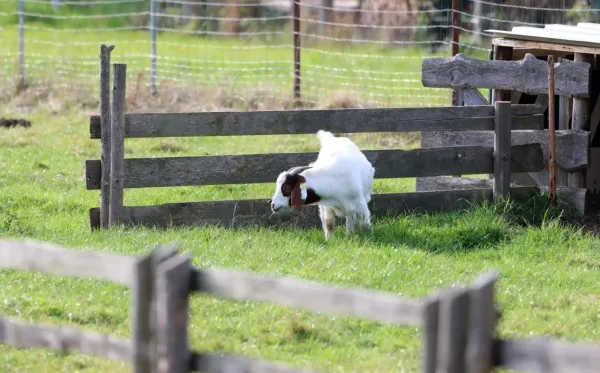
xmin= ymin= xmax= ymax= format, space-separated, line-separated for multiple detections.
xmin=18 ymin=0 xmax=25 ymax=92
xmin=150 ymin=0 xmax=157 ymax=96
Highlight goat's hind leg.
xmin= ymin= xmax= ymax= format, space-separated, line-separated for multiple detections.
xmin=319 ymin=205 xmax=336 ymax=241
xmin=357 ymin=198 xmax=372 ymax=233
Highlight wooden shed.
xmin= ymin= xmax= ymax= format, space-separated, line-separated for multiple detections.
xmin=484 ymin=24 xmax=600 ymax=214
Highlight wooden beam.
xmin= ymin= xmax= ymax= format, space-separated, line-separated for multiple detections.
xmin=190 ymin=352 xmax=311 ymax=373
xmin=0 ymin=239 xmax=135 ymax=285
xmin=494 ymin=101 xmax=511 ymax=198
xmin=419 ymin=130 xmax=588 ymax=172
xmin=422 ymin=53 xmax=591 ymax=98
xmin=109 ymin=63 xmax=126 ymax=227
xmin=493 ymin=338 xmax=600 ymax=373
xmin=0 ymin=316 xmax=131 ymax=361
xmin=493 ymin=37 xmax=600 ymax=56
xmin=411 ymin=177 xmax=586 ymax=215
xmin=85 ymin=145 xmax=544 ymax=190
xmin=99 ymin=44 xmax=114 ymax=229
xmin=88 ymin=187 xmax=542 ymax=230
xmin=571 ymin=52 xmax=594 ymax=188
xmin=191 ymin=266 xmax=423 ymax=327
xmin=462 ymin=89 xmax=488 ymax=106
xmin=89 ymin=105 xmax=545 ymax=139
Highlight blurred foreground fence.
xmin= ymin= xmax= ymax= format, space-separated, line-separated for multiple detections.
xmin=2 ymin=238 xmax=600 ymax=373
xmin=2 ymin=0 xmax=600 ymax=108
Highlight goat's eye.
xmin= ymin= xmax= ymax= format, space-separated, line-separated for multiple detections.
xmin=282 ymin=184 xmax=293 ymax=195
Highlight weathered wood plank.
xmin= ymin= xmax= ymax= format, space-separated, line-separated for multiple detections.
xmin=419 ymin=130 xmax=588 ymax=172
xmin=88 ymin=187 xmax=542 ymax=230
xmin=0 ymin=239 xmax=134 ymax=285
xmin=466 ymin=271 xmax=498 ymax=373
xmin=109 ymin=63 xmax=126 ymax=226
xmin=131 ymin=253 xmax=154 ymax=373
xmin=191 ymin=267 xmax=424 ymax=327
xmin=436 ymin=287 xmax=470 ymax=373
xmin=190 ymin=352 xmax=311 ymax=373
xmin=494 ymin=101 xmax=511 ymax=198
xmin=99 ymin=44 xmax=114 ymax=229
xmin=410 ymin=177 xmax=587 ymax=216
xmin=88 ymin=105 xmax=544 ymax=139
xmin=422 ymin=53 xmax=591 ymax=98
xmin=423 ymin=293 xmax=441 ymax=373
xmin=85 ymin=145 xmax=544 ymax=190
xmin=462 ymin=88 xmax=488 ymax=106
xmin=156 ymin=255 xmax=191 ymax=373
xmin=0 ymin=316 xmax=131 ymax=361
xmin=571 ymin=52 xmax=594 ymax=189
xmin=493 ymin=338 xmax=600 ymax=373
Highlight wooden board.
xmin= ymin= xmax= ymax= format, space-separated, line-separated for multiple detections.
xmin=492 ymin=37 xmax=600 ymax=56
xmin=88 ymin=187 xmax=541 ymax=229
xmin=413 ymin=177 xmax=586 ymax=215
xmin=419 ymin=130 xmax=588 ymax=172
xmin=0 ymin=239 xmax=135 ymax=285
xmin=85 ymin=145 xmax=544 ymax=190
xmin=486 ymin=27 xmax=600 ymax=49
xmin=0 ymin=316 xmax=131 ymax=362
xmin=192 ymin=267 xmax=423 ymax=326
xmin=422 ymin=53 xmax=591 ymax=98
xmin=88 ymin=105 xmax=545 ymax=139
xmin=190 ymin=352 xmax=311 ymax=373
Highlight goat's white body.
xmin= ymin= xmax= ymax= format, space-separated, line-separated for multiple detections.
xmin=272 ymin=130 xmax=375 ymax=240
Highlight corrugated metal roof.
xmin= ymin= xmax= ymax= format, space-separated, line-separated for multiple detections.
xmin=484 ymin=23 xmax=600 ymax=49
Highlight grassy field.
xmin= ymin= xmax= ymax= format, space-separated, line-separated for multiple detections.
xmin=1 ymin=10 xmax=600 ymax=373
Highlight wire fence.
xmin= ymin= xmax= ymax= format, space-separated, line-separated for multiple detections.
xmin=1 ymin=0 xmax=599 ymax=112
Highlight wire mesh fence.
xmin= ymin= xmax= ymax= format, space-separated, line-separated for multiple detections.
xmin=1 ymin=0 xmax=599 ymax=112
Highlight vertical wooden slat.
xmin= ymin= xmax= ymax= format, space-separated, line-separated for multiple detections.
xmin=548 ymin=56 xmax=557 ymax=205
xmin=492 ymin=45 xmax=513 ymax=103
xmin=131 ymin=253 xmax=154 ymax=373
xmin=99 ymin=44 xmax=114 ymax=229
xmin=156 ymin=254 xmax=191 ymax=373
xmin=108 ymin=63 xmax=127 ymax=226
xmin=423 ymin=293 xmax=441 ymax=373
xmin=571 ymin=52 xmax=594 ymax=189
xmin=466 ymin=271 xmax=498 ymax=373
xmin=494 ymin=101 xmax=511 ymax=199
xmin=436 ymin=287 xmax=470 ymax=373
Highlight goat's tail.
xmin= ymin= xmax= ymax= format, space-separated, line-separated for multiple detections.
xmin=316 ymin=130 xmax=335 ymax=146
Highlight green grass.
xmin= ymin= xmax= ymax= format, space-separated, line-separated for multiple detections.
xmin=1 ymin=100 xmax=600 ymax=373
xmin=0 ymin=13 xmax=598 ymax=372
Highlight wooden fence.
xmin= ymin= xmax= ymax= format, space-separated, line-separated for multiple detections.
xmin=85 ymin=44 xmax=547 ymax=230
xmin=2 ymin=238 xmax=600 ymax=373
xmin=418 ymin=52 xmax=592 ymax=214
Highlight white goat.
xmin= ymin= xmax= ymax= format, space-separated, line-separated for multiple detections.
xmin=270 ymin=130 xmax=375 ymax=240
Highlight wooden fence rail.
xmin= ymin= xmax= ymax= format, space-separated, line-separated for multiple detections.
xmin=86 ymin=44 xmax=550 ymax=231
xmin=2 ymin=238 xmax=600 ymax=373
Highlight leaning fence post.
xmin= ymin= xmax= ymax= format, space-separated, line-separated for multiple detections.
xmin=423 ymin=293 xmax=441 ymax=373
xmin=108 ymin=63 xmax=126 ymax=226
xmin=155 ymin=253 xmax=191 ymax=373
xmin=131 ymin=253 xmax=154 ymax=373
xmin=466 ymin=271 xmax=499 ymax=373
xmin=436 ymin=286 xmax=470 ymax=373
xmin=99 ymin=44 xmax=115 ymax=229
xmin=493 ymin=101 xmax=511 ymax=199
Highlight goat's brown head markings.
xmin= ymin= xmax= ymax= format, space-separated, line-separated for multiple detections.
xmin=281 ymin=166 xmax=320 ymax=209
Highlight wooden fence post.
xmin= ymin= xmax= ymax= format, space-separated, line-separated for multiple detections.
xmin=494 ymin=101 xmax=511 ymax=199
xmin=436 ymin=286 xmax=470 ymax=373
xmin=423 ymin=293 xmax=441 ymax=373
xmin=131 ymin=253 xmax=154 ymax=373
xmin=466 ymin=271 xmax=498 ymax=373
xmin=99 ymin=44 xmax=114 ymax=229
xmin=108 ymin=63 xmax=126 ymax=226
xmin=155 ymin=253 xmax=191 ymax=373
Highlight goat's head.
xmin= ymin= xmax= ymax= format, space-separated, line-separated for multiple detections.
xmin=270 ymin=166 xmax=312 ymax=212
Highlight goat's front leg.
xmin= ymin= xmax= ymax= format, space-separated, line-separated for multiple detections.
xmin=319 ymin=205 xmax=335 ymax=241
xmin=345 ymin=209 xmax=357 ymax=233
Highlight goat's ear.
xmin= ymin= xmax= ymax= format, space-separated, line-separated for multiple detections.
xmin=290 ymin=176 xmax=306 ymax=209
